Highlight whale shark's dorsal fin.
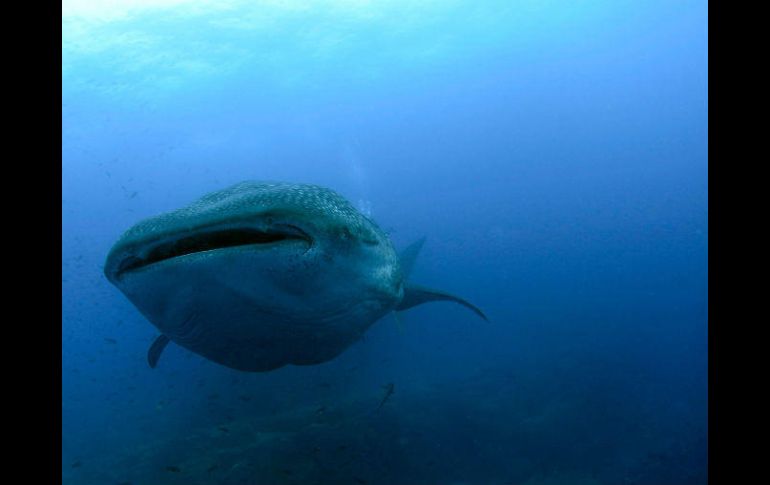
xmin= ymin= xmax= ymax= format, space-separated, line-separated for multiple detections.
xmin=398 ymin=237 xmax=426 ymax=281
xmin=147 ymin=334 xmax=171 ymax=368
xmin=396 ymin=283 xmax=489 ymax=321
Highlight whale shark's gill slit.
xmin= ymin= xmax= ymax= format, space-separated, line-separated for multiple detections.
xmin=117 ymin=228 xmax=311 ymax=276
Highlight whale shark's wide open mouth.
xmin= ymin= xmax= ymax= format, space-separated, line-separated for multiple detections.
xmin=113 ymin=224 xmax=312 ymax=279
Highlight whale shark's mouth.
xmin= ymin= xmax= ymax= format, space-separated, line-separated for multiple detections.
xmin=114 ymin=224 xmax=312 ymax=279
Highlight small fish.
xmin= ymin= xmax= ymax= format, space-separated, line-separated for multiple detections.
xmin=377 ymin=382 xmax=395 ymax=410
xmin=315 ymin=406 xmax=327 ymax=416
xmin=165 ymin=465 xmax=181 ymax=473
xmin=238 ymin=394 xmax=252 ymax=402
xmin=218 ymin=426 xmax=229 ymax=433
xmin=354 ymin=477 xmax=367 ymax=484
xmin=104 ymin=338 xmax=117 ymax=344
xmin=71 ymin=460 xmax=82 ymax=468
xmin=206 ymin=464 xmax=219 ymax=473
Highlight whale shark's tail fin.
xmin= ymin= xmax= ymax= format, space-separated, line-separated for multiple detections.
xmin=397 ymin=284 xmax=488 ymax=321
xmin=396 ymin=238 xmax=488 ymax=322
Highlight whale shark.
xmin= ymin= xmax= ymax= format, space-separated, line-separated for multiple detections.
xmin=104 ymin=181 xmax=487 ymax=372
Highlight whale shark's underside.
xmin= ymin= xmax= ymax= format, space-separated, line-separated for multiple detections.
xmin=104 ymin=181 xmax=487 ymax=372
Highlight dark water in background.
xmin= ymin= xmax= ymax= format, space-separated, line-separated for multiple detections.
xmin=62 ymin=1 xmax=708 ymax=484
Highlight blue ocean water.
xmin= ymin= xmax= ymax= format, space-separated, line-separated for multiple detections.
xmin=62 ymin=1 xmax=708 ymax=484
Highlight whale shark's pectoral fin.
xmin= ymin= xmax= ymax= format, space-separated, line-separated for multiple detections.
xmin=147 ymin=334 xmax=171 ymax=369
xmin=396 ymin=284 xmax=488 ymax=321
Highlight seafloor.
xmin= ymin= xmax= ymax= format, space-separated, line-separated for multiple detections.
xmin=63 ymin=358 xmax=706 ymax=485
